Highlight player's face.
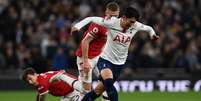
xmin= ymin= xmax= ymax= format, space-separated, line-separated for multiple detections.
xmin=26 ymin=74 xmax=38 ymax=86
xmin=105 ymin=9 xmax=119 ymax=18
xmin=121 ymin=16 xmax=136 ymax=29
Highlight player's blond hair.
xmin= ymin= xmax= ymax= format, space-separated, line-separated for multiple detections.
xmin=106 ymin=2 xmax=119 ymax=11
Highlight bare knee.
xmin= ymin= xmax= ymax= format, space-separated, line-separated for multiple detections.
xmin=101 ymin=68 xmax=113 ymax=80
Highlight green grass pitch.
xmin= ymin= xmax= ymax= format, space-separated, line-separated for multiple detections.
xmin=0 ymin=91 xmax=201 ymax=101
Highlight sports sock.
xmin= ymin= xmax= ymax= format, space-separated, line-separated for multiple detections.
xmin=103 ymin=78 xmax=118 ymax=101
xmin=81 ymin=90 xmax=100 ymax=101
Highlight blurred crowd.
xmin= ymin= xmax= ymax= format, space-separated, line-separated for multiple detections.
xmin=0 ymin=0 xmax=200 ymax=73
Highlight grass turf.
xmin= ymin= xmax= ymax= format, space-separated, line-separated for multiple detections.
xmin=0 ymin=91 xmax=200 ymax=101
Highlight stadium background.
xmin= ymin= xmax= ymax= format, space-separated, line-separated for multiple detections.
xmin=0 ymin=0 xmax=201 ymax=101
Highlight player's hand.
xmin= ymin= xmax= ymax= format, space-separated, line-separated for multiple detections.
xmin=82 ymin=59 xmax=91 ymax=73
xmin=151 ymin=34 xmax=159 ymax=41
xmin=70 ymin=27 xmax=79 ymax=35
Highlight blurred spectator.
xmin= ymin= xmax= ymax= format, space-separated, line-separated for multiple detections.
xmin=28 ymin=25 xmax=47 ymax=46
xmin=52 ymin=47 xmax=69 ymax=71
xmin=0 ymin=0 xmax=9 ymax=13
xmin=16 ymin=43 xmax=29 ymax=68
xmin=55 ymin=14 xmax=66 ymax=30
xmin=184 ymin=41 xmax=201 ymax=70
xmin=78 ymin=0 xmax=91 ymax=18
xmin=41 ymin=34 xmax=57 ymax=59
xmin=0 ymin=52 xmax=6 ymax=69
xmin=196 ymin=35 xmax=201 ymax=63
xmin=4 ymin=41 xmax=19 ymax=69
xmin=29 ymin=47 xmax=48 ymax=73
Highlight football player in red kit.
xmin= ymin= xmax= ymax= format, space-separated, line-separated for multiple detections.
xmin=74 ymin=2 xmax=120 ymax=95
xmin=22 ymin=68 xmax=82 ymax=101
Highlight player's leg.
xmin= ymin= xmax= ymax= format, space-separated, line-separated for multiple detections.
xmin=100 ymin=57 xmax=123 ymax=101
xmin=82 ymin=81 xmax=105 ymax=101
xmin=77 ymin=56 xmax=99 ymax=93
xmin=81 ymin=68 xmax=93 ymax=92
xmin=101 ymin=63 xmax=123 ymax=101
xmin=82 ymin=57 xmax=119 ymax=101
xmin=101 ymin=68 xmax=118 ymax=101
xmin=92 ymin=58 xmax=109 ymax=101
xmin=77 ymin=57 xmax=91 ymax=92
xmin=84 ymin=56 xmax=100 ymax=92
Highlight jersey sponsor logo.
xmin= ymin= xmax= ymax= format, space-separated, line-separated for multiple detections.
xmin=92 ymin=27 xmax=98 ymax=33
xmin=88 ymin=27 xmax=99 ymax=37
xmin=113 ymin=34 xmax=131 ymax=44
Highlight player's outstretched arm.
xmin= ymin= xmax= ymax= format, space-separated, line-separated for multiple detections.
xmin=73 ymin=16 xmax=117 ymax=31
xmin=134 ymin=21 xmax=159 ymax=40
xmin=70 ymin=17 xmax=103 ymax=35
xmin=74 ymin=17 xmax=104 ymax=30
xmin=70 ymin=26 xmax=79 ymax=35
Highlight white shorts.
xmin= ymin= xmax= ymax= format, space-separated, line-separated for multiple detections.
xmin=76 ymin=56 xmax=100 ymax=83
xmin=61 ymin=90 xmax=81 ymax=101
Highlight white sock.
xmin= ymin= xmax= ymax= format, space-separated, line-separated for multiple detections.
xmin=72 ymin=80 xmax=84 ymax=93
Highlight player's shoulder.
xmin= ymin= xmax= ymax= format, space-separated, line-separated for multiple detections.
xmin=104 ymin=17 xmax=120 ymax=30
xmin=88 ymin=23 xmax=107 ymax=34
xmin=132 ymin=21 xmax=143 ymax=29
xmin=89 ymin=22 xmax=104 ymax=28
xmin=134 ymin=21 xmax=143 ymax=26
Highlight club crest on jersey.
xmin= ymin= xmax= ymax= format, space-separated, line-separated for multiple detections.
xmin=113 ymin=34 xmax=131 ymax=44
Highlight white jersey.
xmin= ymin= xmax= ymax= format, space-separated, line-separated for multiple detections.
xmin=74 ymin=17 xmax=156 ymax=65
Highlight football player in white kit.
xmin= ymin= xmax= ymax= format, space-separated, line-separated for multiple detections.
xmin=72 ymin=7 xmax=159 ymax=101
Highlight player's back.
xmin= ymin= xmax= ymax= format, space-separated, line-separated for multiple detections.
xmin=36 ymin=70 xmax=74 ymax=96
xmin=76 ymin=23 xmax=108 ymax=59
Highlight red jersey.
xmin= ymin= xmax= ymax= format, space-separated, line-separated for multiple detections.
xmin=36 ymin=70 xmax=74 ymax=96
xmin=76 ymin=23 xmax=108 ymax=59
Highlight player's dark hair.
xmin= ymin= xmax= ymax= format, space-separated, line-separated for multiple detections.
xmin=106 ymin=2 xmax=119 ymax=11
xmin=21 ymin=67 xmax=36 ymax=82
xmin=123 ymin=7 xmax=140 ymax=20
